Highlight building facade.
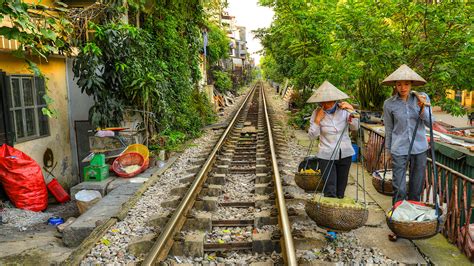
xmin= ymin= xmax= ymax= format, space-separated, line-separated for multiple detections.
xmin=0 ymin=0 xmax=95 ymax=190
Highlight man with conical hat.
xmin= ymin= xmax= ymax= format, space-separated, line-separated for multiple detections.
xmin=382 ymin=64 xmax=432 ymax=205
xmin=308 ymin=81 xmax=359 ymax=199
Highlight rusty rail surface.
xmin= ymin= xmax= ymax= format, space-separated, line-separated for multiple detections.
xmin=361 ymin=124 xmax=473 ymax=259
xmin=262 ymin=85 xmax=297 ymax=265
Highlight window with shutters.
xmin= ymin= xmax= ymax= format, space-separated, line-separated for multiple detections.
xmin=8 ymin=75 xmax=50 ymax=142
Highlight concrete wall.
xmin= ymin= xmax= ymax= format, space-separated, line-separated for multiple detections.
xmin=66 ymin=57 xmax=94 ymax=181
xmin=0 ymin=53 xmax=74 ymax=188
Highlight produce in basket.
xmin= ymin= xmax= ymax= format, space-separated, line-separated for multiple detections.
xmin=311 ymin=195 xmax=365 ymax=210
xmin=299 ymin=168 xmax=320 ymax=174
xmin=306 ymin=194 xmax=368 ymax=231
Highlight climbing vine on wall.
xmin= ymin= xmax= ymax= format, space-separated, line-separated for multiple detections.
xmin=73 ymin=0 xmax=216 ymax=140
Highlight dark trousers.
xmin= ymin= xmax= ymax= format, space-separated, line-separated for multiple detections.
xmin=391 ymin=151 xmax=427 ymax=204
xmin=319 ymin=156 xmax=352 ymax=198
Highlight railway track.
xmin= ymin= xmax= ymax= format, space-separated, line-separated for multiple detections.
xmin=79 ymin=81 xmax=400 ymax=265
xmin=142 ymin=82 xmax=297 ymax=265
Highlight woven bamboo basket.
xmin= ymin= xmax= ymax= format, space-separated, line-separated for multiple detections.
xmin=386 ymin=205 xmax=446 ymax=239
xmin=372 ymin=170 xmax=395 ymax=196
xmin=294 ymin=172 xmax=323 ymax=192
xmin=372 ymin=170 xmax=410 ymax=196
xmin=305 ymin=199 xmax=368 ymax=231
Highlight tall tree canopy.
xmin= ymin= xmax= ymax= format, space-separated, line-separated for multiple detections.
xmin=257 ymin=0 xmax=473 ymax=115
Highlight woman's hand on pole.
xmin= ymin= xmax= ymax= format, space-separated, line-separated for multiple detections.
xmin=338 ymin=101 xmax=354 ymax=112
xmin=315 ymin=108 xmax=325 ymax=125
xmin=339 ymin=101 xmax=359 ymax=122
xmin=416 ymin=94 xmax=427 ymax=115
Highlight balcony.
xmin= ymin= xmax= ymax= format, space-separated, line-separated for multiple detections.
xmin=0 ymin=36 xmax=20 ymax=51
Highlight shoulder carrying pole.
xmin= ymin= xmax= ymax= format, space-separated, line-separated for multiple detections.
xmin=427 ymin=106 xmax=441 ymax=230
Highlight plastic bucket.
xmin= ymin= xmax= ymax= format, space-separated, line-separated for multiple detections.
xmin=352 ymin=144 xmax=359 ymax=162
xmin=75 ymin=190 xmax=102 ymax=214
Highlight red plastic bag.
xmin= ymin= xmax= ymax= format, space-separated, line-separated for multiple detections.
xmin=0 ymin=144 xmax=48 ymax=211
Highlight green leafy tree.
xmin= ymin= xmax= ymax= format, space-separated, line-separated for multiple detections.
xmin=212 ymin=69 xmax=232 ymax=92
xmin=206 ymin=22 xmax=230 ymax=65
xmin=257 ymin=0 xmax=473 ymax=115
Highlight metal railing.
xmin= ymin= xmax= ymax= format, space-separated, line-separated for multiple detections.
xmin=361 ymin=124 xmax=473 ymax=258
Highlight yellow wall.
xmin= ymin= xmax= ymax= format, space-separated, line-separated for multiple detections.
xmin=462 ymin=91 xmax=473 ymax=108
xmin=446 ymin=89 xmax=455 ymax=100
xmin=0 ymin=52 xmax=73 ymax=188
xmin=446 ymin=89 xmax=473 ymax=108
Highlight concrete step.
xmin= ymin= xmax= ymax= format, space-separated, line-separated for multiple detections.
xmin=63 ymin=182 xmax=141 ymax=247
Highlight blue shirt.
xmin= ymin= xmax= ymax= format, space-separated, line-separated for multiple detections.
xmin=383 ymin=93 xmax=433 ymax=156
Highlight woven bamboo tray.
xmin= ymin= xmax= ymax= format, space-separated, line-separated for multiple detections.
xmin=294 ymin=172 xmax=323 ymax=192
xmin=305 ymin=199 xmax=368 ymax=232
xmin=386 ymin=205 xmax=446 ymax=239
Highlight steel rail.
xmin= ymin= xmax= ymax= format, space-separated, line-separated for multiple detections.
xmin=142 ymin=83 xmax=258 ymax=265
xmin=261 ymin=85 xmax=297 ymax=265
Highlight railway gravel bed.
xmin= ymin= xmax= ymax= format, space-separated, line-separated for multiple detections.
xmin=81 ymin=90 xmax=248 ymax=265
xmin=156 ymin=83 xmax=287 ymax=265
xmin=219 ymin=173 xmax=255 ymax=202
xmin=166 ymin=251 xmax=283 ymax=265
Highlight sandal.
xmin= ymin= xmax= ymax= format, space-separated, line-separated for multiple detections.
xmin=388 ymin=233 xmax=397 ymax=242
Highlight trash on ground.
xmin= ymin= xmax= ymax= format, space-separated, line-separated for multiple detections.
xmin=47 ymin=216 xmax=64 ymax=226
xmin=57 ymin=217 xmax=76 ymax=232
xmin=0 ymin=206 xmax=50 ymax=229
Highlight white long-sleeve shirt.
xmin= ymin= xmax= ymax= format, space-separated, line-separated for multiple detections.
xmin=308 ymin=108 xmax=359 ymax=160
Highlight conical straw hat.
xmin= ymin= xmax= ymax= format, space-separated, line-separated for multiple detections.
xmin=306 ymin=81 xmax=349 ymax=103
xmin=382 ymin=64 xmax=427 ymax=86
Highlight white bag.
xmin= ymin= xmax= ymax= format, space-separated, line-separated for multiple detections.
xmin=391 ymin=200 xmax=437 ymax=222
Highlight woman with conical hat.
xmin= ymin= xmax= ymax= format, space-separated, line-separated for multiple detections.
xmin=382 ymin=64 xmax=431 ymax=206
xmin=308 ymin=81 xmax=359 ymax=198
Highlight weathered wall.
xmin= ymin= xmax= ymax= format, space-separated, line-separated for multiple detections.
xmin=66 ymin=57 xmax=94 ymax=180
xmin=0 ymin=53 xmax=74 ymax=189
